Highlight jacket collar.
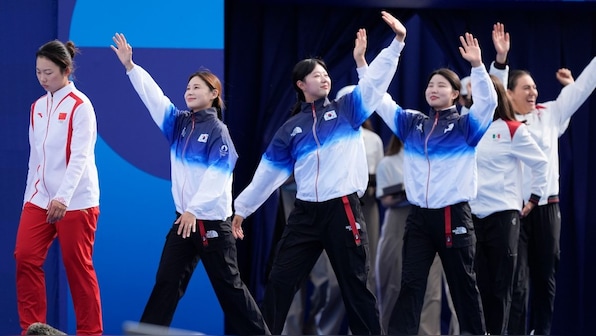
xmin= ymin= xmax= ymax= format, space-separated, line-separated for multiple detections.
xmin=190 ymin=107 xmax=219 ymax=122
xmin=428 ymin=105 xmax=459 ymax=120
xmin=300 ymin=97 xmax=331 ymax=113
xmin=46 ymin=81 xmax=75 ymax=101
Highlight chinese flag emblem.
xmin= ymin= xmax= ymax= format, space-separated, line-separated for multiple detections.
xmin=58 ymin=112 xmax=67 ymax=120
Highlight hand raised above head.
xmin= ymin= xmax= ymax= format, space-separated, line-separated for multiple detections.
xmin=492 ymin=22 xmax=510 ymax=64
xmin=110 ymin=32 xmax=135 ymax=72
xmin=556 ymin=68 xmax=574 ymax=86
xmin=381 ymin=11 xmax=406 ymax=42
xmin=459 ymin=33 xmax=482 ymax=68
xmin=353 ymin=28 xmax=367 ymax=68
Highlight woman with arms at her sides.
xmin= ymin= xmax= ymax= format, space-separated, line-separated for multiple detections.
xmin=111 ymin=33 xmax=269 ymax=335
xmin=14 ymin=39 xmax=102 ymax=335
xmin=231 ymin=11 xmax=406 ymax=335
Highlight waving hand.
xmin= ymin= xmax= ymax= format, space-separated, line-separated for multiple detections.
xmin=492 ymin=23 xmax=510 ymax=64
xmin=381 ymin=11 xmax=406 ymax=42
xmin=459 ymin=33 xmax=482 ymax=68
xmin=110 ymin=33 xmax=135 ymax=71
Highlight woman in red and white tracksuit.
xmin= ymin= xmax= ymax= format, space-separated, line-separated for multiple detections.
xmin=14 ymin=40 xmax=102 ymax=335
xmin=470 ymin=76 xmax=548 ymax=335
xmin=507 ymin=56 xmax=596 ymax=336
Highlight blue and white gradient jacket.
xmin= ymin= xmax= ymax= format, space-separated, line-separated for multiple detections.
xmin=128 ymin=65 xmax=237 ymax=220
xmin=375 ymin=65 xmax=498 ymax=209
xmin=234 ymin=39 xmax=405 ymax=219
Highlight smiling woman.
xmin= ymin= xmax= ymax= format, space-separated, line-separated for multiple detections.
xmin=371 ymin=32 xmax=498 ymax=335
xmin=506 ymin=57 xmax=596 ymax=336
xmin=109 ymin=33 xmax=270 ymax=335
xmin=60 ymin=0 xmax=225 ymax=180
xmin=231 ymin=11 xmax=407 ymax=335
xmin=53 ymin=0 xmax=227 ymax=333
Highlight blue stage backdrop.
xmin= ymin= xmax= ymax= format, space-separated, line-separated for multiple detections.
xmin=0 ymin=0 xmax=224 ymax=334
xmin=60 ymin=0 xmax=225 ymax=334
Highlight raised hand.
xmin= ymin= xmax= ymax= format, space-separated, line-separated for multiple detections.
xmin=353 ymin=28 xmax=367 ymax=68
xmin=459 ymin=33 xmax=482 ymax=68
xmin=492 ymin=22 xmax=510 ymax=64
xmin=556 ymin=68 xmax=574 ymax=86
xmin=381 ymin=11 xmax=406 ymax=42
xmin=110 ymin=33 xmax=135 ymax=71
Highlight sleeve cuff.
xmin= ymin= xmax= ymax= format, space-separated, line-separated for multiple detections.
xmin=389 ymin=39 xmax=405 ymax=55
xmin=54 ymin=197 xmax=69 ymax=207
xmin=528 ymin=194 xmax=541 ymax=205
xmin=493 ymin=60 xmax=507 ymax=70
xmin=356 ymin=65 xmax=368 ymax=79
xmin=233 ymin=205 xmax=249 ymax=219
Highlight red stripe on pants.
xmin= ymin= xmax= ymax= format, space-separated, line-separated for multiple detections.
xmin=198 ymin=220 xmax=208 ymax=247
xmin=445 ymin=205 xmax=452 ymax=248
xmin=341 ymin=195 xmax=361 ymax=246
xmin=14 ymin=202 xmax=103 ymax=335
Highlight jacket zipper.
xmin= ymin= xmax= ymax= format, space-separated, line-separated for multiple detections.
xmin=40 ymin=95 xmax=55 ymax=200
xmin=311 ymin=103 xmax=321 ymax=202
xmin=180 ymin=114 xmax=196 ymax=207
xmin=424 ymin=112 xmax=439 ymax=208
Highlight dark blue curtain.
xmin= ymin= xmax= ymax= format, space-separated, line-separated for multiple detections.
xmin=225 ymin=3 xmax=596 ymax=335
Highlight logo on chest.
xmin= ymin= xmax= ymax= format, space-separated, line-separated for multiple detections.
xmin=198 ymin=133 xmax=209 ymax=142
xmin=324 ymin=110 xmax=337 ymax=121
xmin=444 ymin=123 xmax=454 ymax=133
xmin=416 ymin=122 xmax=423 ymax=132
xmin=58 ymin=112 xmax=68 ymax=121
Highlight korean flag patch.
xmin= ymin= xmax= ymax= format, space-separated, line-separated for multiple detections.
xmin=198 ymin=133 xmax=209 ymax=142
xmin=324 ymin=110 xmax=337 ymax=121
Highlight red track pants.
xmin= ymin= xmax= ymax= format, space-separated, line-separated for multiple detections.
xmin=14 ymin=202 xmax=103 ymax=335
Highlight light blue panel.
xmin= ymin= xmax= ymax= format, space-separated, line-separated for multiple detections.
xmin=65 ymin=136 xmax=223 ymax=335
xmin=70 ymin=0 xmax=223 ymax=49
xmin=65 ymin=0 xmax=225 ymax=333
